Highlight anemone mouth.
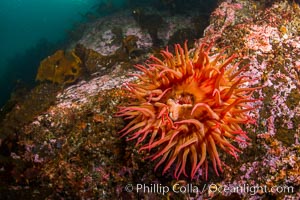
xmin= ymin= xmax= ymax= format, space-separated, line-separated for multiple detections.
xmin=173 ymin=92 xmax=195 ymax=105
xmin=167 ymin=98 xmax=193 ymax=121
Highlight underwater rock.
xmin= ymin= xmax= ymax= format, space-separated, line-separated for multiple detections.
xmin=121 ymin=34 xmax=145 ymax=57
xmin=0 ymin=1 xmax=300 ymax=199
xmin=74 ymin=43 xmax=107 ymax=74
xmin=76 ymin=7 xmax=205 ymax=56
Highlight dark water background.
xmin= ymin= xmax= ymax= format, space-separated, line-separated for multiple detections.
xmin=0 ymin=0 xmax=217 ymax=108
xmin=0 ymin=0 xmax=112 ymax=107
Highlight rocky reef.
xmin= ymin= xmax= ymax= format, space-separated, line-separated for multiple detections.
xmin=0 ymin=0 xmax=299 ymax=199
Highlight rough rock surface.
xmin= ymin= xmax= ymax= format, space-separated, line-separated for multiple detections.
xmin=0 ymin=0 xmax=299 ymax=199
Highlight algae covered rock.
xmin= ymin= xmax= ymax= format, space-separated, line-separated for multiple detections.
xmin=1 ymin=1 xmax=300 ymax=199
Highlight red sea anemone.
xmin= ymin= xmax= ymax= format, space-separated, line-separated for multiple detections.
xmin=116 ymin=41 xmax=260 ymax=179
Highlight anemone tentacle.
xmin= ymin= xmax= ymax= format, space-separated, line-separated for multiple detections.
xmin=116 ymin=41 xmax=260 ymax=179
